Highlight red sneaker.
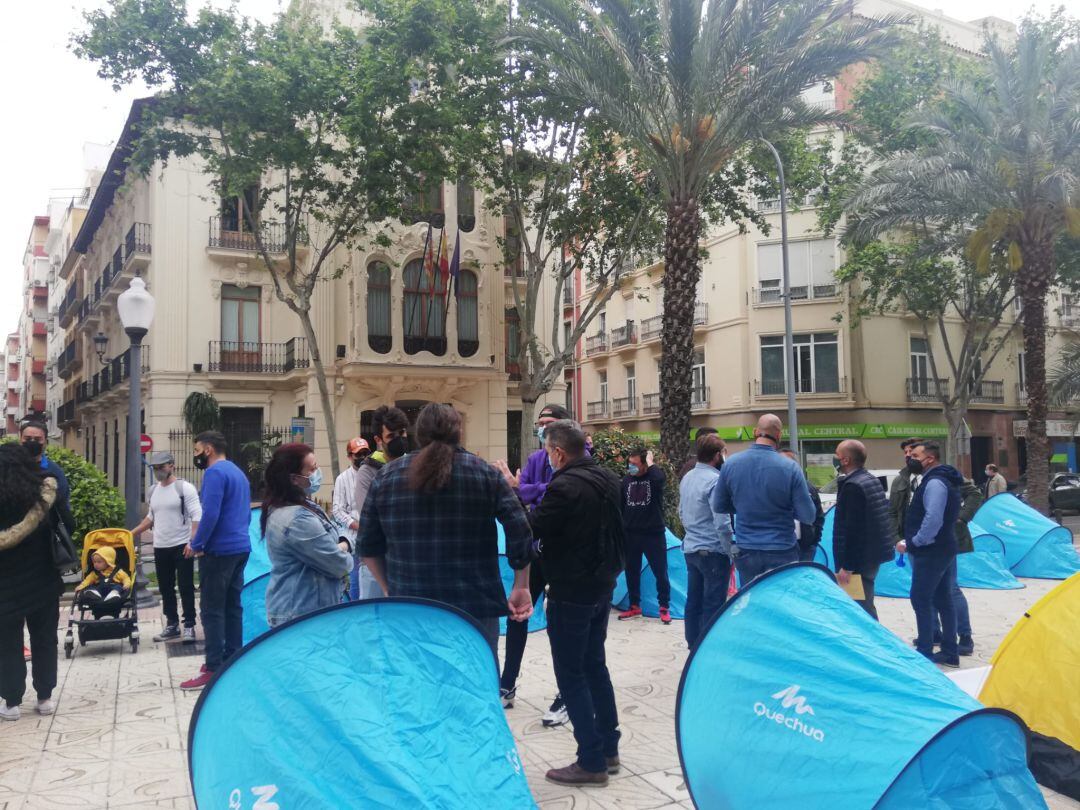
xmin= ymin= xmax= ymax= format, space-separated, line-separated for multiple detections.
xmin=659 ymin=607 xmax=672 ymax=625
xmin=23 ymin=646 xmax=31 ymax=662
xmin=180 ymin=671 xmax=212 ymax=691
xmin=200 ymin=664 xmax=208 ymax=674
xmin=618 ymin=605 xmax=642 ymax=620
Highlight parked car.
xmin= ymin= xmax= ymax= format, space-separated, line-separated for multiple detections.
xmin=819 ymin=469 xmax=899 ymax=510
xmin=1049 ymin=473 xmax=1080 ymax=514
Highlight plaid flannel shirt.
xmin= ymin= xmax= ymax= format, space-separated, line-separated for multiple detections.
xmin=358 ymin=448 xmax=533 ymax=619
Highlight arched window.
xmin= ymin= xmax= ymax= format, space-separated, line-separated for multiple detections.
xmin=367 ymin=261 xmax=391 ymax=354
xmin=457 ymin=270 xmax=479 ymax=357
xmin=457 ymin=181 xmax=475 ymax=232
xmin=402 ymin=258 xmax=447 ymax=356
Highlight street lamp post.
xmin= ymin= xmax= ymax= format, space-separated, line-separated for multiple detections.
xmin=760 ymin=136 xmax=800 ymax=458
xmin=117 ymin=276 xmax=158 ymax=608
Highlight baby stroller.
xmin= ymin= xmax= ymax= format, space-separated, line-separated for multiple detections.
xmin=64 ymin=528 xmax=141 ymax=658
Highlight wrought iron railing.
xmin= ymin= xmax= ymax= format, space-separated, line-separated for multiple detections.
xmin=585 ymin=334 xmax=608 ymax=356
xmin=208 ymin=217 xmax=299 ymax=253
xmin=612 ymin=395 xmax=637 ymax=417
xmin=125 ymin=222 xmax=152 ymax=257
xmin=968 ymin=380 xmax=1005 ymax=404
xmin=907 ymin=377 xmax=949 ymax=402
xmin=641 ymin=316 xmax=662 ymax=341
xmin=208 ymin=338 xmax=311 ymax=373
xmin=756 ymin=377 xmax=846 ymax=396
xmin=586 ymin=400 xmax=609 ymax=420
xmin=691 ymin=386 xmax=711 ymax=411
xmin=642 ymin=393 xmax=661 ymax=414
xmin=610 ymin=322 xmax=637 ymax=348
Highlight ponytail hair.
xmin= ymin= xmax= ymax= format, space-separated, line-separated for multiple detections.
xmin=408 ymin=403 xmax=461 ymax=493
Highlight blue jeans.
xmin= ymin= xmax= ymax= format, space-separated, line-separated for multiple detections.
xmin=199 ymin=552 xmax=249 ymax=671
xmin=547 ymin=597 xmax=620 ymax=773
xmin=684 ymin=551 xmax=730 ymax=648
xmin=349 ymin=561 xmax=380 ymax=600
xmin=734 ymin=546 xmax=799 ymax=586
xmin=935 ymin=564 xmax=972 ymax=638
xmin=910 ymin=552 xmax=958 ymax=658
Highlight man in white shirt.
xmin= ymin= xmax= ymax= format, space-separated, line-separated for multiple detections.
xmin=133 ymin=452 xmax=202 ymax=643
xmin=333 ymin=438 xmax=377 ymax=599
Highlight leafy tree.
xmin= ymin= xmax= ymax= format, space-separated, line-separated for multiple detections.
xmin=845 ymin=20 xmax=1080 ymax=512
xmin=515 ymin=0 xmax=896 ymax=463
xmin=590 ymin=426 xmax=681 ymax=535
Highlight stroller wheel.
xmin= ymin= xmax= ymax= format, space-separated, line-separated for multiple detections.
xmin=64 ymin=641 xmax=74 ymax=659
xmin=130 ymin=637 xmax=139 ymax=654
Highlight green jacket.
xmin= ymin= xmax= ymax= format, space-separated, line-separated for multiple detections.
xmin=887 ymin=467 xmax=912 ymax=541
xmin=954 ymin=479 xmax=983 ymax=554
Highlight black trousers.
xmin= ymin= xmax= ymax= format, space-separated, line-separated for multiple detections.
xmin=0 ymin=600 xmax=59 ymax=707
xmin=501 ymin=562 xmax=546 ymax=692
xmin=199 ymin=553 xmax=248 ymax=671
xmin=624 ymin=530 xmax=670 ymax=609
xmin=155 ymin=545 xmax=197 ymax=628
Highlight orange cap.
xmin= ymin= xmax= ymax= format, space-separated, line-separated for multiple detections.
xmin=347 ymin=437 xmax=370 ymax=455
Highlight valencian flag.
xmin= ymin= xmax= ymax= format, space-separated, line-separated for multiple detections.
xmin=438 ymin=229 xmax=451 ymax=286
xmin=423 ymin=225 xmax=437 ymax=288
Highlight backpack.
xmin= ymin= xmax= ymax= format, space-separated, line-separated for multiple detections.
xmin=149 ymin=479 xmax=190 ymax=523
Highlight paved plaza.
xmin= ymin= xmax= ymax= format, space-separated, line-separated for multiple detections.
xmin=1 ymin=564 xmax=1078 ymax=809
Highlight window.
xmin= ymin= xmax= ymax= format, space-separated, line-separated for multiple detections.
xmin=405 ymin=179 xmax=444 ymax=226
xmin=598 ymin=310 xmax=607 ymax=335
xmin=625 ymin=364 xmax=636 ymax=400
xmin=220 ymin=284 xmax=261 ymax=369
xmin=563 ymin=321 xmax=573 ymax=350
xmin=599 ymin=370 xmax=608 ymax=403
xmin=504 ymin=208 xmax=524 ymax=277
xmin=1018 ymin=352 xmax=1026 ymax=391
xmin=221 ymin=184 xmax=259 ymax=234
xmin=113 ymin=418 xmax=120 ymax=487
xmin=692 ymin=349 xmax=706 ymax=398
xmin=565 ymin=382 xmax=574 ymax=418
xmin=403 ymin=258 xmax=447 ymax=356
xmin=761 ymin=333 xmax=839 ymax=394
xmin=756 ymin=239 xmax=837 ymax=302
xmin=456 ymin=270 xmax=479 ymax=357
xmin=457 ymin=181 xmax=476 ymax=232
xmin=910 ymin=336 xmax=930 ymax=396
xmin=505 ymin=308 xmax=520 ymax=378
xmin=366 ymin=262 xmax=391 ymax=354
xmin=1062 ymin=294 xmax=1074 ymax=321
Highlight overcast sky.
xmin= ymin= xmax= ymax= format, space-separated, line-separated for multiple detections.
xmin=0 ymin=0 xmax=1065 ymax=337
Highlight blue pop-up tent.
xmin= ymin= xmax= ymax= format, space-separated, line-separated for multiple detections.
xmin=677 ymin=564 xmax=1046 ymax=808
xmin=612 ymin=529 xmax=688 ymax=618
xmin=496 ymin=520 xmax=545 ymax=635
xmin=244 ymin=507 xmax=270 ymax=585
xmin=974 ymin=494 xmax=1080 ymax=579
xmin=240 ymin=572 xmax=270 ymax=645
xmin=189 ymin=598 xmax=537 ymax=809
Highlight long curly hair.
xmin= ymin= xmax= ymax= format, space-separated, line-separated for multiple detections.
xmin=260 ymin=443 xmax=314 ymax=536
xmin=0 ymin=443 xmax=46 ymax=529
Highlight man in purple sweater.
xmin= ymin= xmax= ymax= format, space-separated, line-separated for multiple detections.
xmin=495 ymin=404 xmax=572 ymax=727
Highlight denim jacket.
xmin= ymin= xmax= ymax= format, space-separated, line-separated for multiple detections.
xmin=264 ymin=503 xmax=352 ymax=626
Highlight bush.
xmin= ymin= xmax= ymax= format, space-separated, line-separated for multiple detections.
xmin=590 ymin=427 xmax=683 ymax=537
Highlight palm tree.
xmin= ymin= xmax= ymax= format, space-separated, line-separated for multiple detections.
xmin=516 ymin=0 xmax=896 ymax=461
xmin=846 ymin=25 xmax=1080 ymax=513
xmin=1050 ymin=341 xmax=1080 ymax=407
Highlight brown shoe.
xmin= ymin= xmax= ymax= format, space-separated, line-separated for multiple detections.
xmin=546 ymin=763 xmax=609 ymax=786
xmin=606 ymin=756 xmax=621 ymax=774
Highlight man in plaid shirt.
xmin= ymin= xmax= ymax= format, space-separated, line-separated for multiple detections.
xmin=359 ymin=406 xmax=533 ymax=653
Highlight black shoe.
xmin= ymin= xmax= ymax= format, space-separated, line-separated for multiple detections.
xmin=606 ymin=756 xmax=621 ymax=775
xmin=542 ymin=694 xmax=569 ymax=727
xmin=500 ymin=687 xmax=516 ymax=709
xmin=153 ymin=625 xmax=181 ymax=642
xmin=931 ymin=651 xmax=960 ymax=668
xmin=957 ymin=635 xmax=974 ymax=656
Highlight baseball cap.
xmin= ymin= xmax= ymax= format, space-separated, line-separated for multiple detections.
xmin=147 ymin=451 xmax=175 ymax=467
xmin=346 ymin=437 xmax=370 ymax=455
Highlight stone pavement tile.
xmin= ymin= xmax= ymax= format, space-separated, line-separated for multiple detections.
xmin=115 ymin=691 xmax=179 ymax=725
xmin=22 ymin=782 xmax=109 ymax=810
xmin=1043 ymin=788 xmax=1080 ymax=809
xmin=0 ymin=754 xmax=38 ymax=794
xmin=30 ymin=749 xmax=112 ymax=795
xmin=43 ymin=725 xmax=113 ymax=754
xmin=637 ymin=769 xmax=689 ymax=803
xmin=534 ymin=775 xmax=676 ymax=809
xmin=0 ymin=794 xmax=27 ymax=810
xmin=106 ymin=750 xmax=190 ymax=807
xmin=0 ymin=714 xmax=53 ymax=738
xmin=616 ymin=744 xmax=683 ymax=775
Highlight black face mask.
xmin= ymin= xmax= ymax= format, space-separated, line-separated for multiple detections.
xmin=386 ymin=436 xmax=408 ymax=459
xmin=352 ymin=457 xmax=364 ymax=469
xmin=193 ymin=453 xmax=210 ymax=471
xmin=22 ymin=440 xmax=44 ymax=457
xmin=906 ymin=458 xmax=924 ymax=476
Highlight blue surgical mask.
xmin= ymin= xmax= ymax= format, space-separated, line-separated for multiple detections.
xmin=305 ymin=468 xmax=323 ymax=495
xmin=536 ymin=426 xmax=546 ymax=443
xmin=628 ymin=463 xmax=640 ymax=476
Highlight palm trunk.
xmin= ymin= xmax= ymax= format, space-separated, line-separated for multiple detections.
xmin=297 ymin=307 xmax=341 ymax=482
xmin=1018 ymin=241 xmax=1054 ymax=514
xmin=659 ymin=196 xmax=701 ymax=465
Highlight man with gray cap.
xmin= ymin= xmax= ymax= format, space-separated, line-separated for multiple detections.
xmin=132 ymin=452 xmax=202 ymax=642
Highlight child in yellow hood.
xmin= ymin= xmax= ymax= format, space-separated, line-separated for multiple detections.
xmin=74 ymin=547 xmax=132 ymax=618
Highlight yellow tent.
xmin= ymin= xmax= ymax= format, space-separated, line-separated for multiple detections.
xmin=979 ymin=573 xmax=1080 ymax=799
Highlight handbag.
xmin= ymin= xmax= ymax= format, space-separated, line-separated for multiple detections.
xmin=49 ymin=508 xmax=79 ymax=572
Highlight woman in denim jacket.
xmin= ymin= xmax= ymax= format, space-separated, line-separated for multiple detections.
xmin=261 ymin=443 xmax=353 ymax=627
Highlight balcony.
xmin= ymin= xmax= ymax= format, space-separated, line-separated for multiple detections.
xmin=642 ymin=392 xmax=661 ymax=414
xmin=56 ymin=342 xmax=81 ymax=380
xmin=968 ymin=379 xmax=1005 ymax=404
xmin=586 ymin=334 xmax=609 ymax=357
xmin=753 ymin=284 xmax=838 ymax=305
xmin=76 ymin=381 xmax=89 ymax=404
xmin=208 ymin=339 xmax=311 ymax=374
xmin=57 ymin=400 xmax=77 ymax=427
xmin=208 ymin=217 xmax=302 ymax=256
xmin=31 ymin=359 xmax=46 ymax=375
xmin=99 ymin=248 xmax=125 ymax=306
xmin=907 ymin=377 xmax=949 ymax=402
xmin=507 ymin=359 xmax=521 ymax=382
xmin=563 ymin=286 xmax=573 ymax=308
xmin=694 ymin=302 xmax=709 ymax=326
xmin=641 ymin=316 xmax=662 ymax=341
xmin=610 ymin=321 xmax=637 ymax=348
xmin=124 ymin=223 xmax=152 ymax=272
xmin=32 ymin=320 xmax=47 ymax=337
xmin=1016 ymin=384 xmax=1028 ymax=406
xmin=691 ymin=386 xmax=711 ymax=411
xmin=29 ymin=398 xmax=45 ymax=413
xmin=57 ymin=286 xmax=79 ymax=328
xmin=586 ymin=400 xmax=609 ymax=420
xmin=32 ymin=285 xmax=48 ymax=301
xmin=755 ymin=377 xmax=847 ymax=397
xmin=77 ymin=297 xmax=100 ymax=334
xmin=612 ymin=395 xmax=638 ymax=418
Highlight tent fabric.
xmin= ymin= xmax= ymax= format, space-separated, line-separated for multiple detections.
xmin=979 ymin=574 xmax=1080 ymax=798
xmin=973 ymin=494 xmax=1080 ymax=579
xmin=677 ymin=563 xmax=1045 ymax=809
xmin=612 ymin=529 xmax=688 ymax=618
xmin=240 ymin=573 xmax=270 ymax=646
xmin=244 ymin=507 xmax=271 ymax=585
xmin=189 ymin=598 xmax=537 ymax=809
xmin=496 ymin=521 xmax=546 ymax=635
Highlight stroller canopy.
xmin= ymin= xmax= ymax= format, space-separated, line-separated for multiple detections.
xmin=677 ymin=564 xmax=1045 ymax=808
xmin=612 ymin=529 xmax=688 ymax=619
xmin=496 ymin=520 xmax=545 ymax=634
xmin=973 ymin=495 xmax=1080 ymax=579
xmin=189 ymin=599 xmax=536 ymax=808
xmin=979 ymin=573 xmax=1080 ymax=799
xmin=240 ymin=572 xmax=270 ymax=646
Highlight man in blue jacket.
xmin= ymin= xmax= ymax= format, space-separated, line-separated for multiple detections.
xmin=711 ymin=415 xmax=816 ymax=584
xmin=181 ymin=431 xmax=252 ymax=690
xmin=897 ymin=441 xmax=962 ymax=667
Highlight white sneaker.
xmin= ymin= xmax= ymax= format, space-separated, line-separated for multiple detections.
xmin=0 ymin=701 xmax=20 ymax=721
xmin=542 ymin=695 xmax=569 ymax=727
xmin=36 ymin=699 xmax=55 ymax=716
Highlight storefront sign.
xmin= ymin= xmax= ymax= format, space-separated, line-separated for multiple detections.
xmin=1013 ymin=420 xmax=1079 ymax=438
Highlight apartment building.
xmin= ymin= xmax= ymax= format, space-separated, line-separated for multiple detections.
xmin=53 ymin=96 xmax=555 ymax=497
xmin=4 ymin=333 xmax=20 ymax=436
xmin=572 ymin=2 xmax=1080 ymax=482
xmin=14 ymin=217 xmax=51 ymax=426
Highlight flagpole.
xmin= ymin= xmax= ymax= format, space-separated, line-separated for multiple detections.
xmin=407 ymin=223 xmax=432 ymax=347
xmin=425 ymin=227 xmax=445 ymax=343
xmin=442 ymin=232 xmax=460 ymax=327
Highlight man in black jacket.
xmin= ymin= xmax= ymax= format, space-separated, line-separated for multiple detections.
xmin=832 ymin=440 xmax=894 ymax=619
xmin=619 ymin=447 xmax=670 ymax=623
xmin=529 ymin=420 xmax=623 ymax=788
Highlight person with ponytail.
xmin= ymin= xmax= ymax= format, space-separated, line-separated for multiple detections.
xmin=261 ymin=444 xmax=353 ymax=628
xmin=359 ymin=403 xmax=534 ymax=654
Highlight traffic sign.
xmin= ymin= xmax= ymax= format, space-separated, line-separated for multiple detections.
xmin=140 ymin=434 xmax=153 ymax=454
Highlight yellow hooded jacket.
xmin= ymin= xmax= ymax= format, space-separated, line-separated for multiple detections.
xmin=77 ymin=546 xmax=132 ymax=591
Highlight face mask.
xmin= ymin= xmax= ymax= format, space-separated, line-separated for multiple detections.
xmin=193 ymin=453 xmax=209 ymax=470
xmin=305 ymin=468 xmax=323 ymax=494
xmin=536 ymin=426 xmax=546 ymax=443
xmin=906 ymin=458 xmax=924 ymax=476
xmin=352 ymin=456 xmax=364 ymax=469
xmin=386 ymin=435 xmax=408 ymax=459
xmin=22 ymin=440 xmax=43 ymax=457
xmin=628 ymin=464 xmax=640 ymax=476
xmin=153 ymin=468 xmax=171 ymax=482
xmin=547 ymin=452 xmax=559 ymax=472
xmin=832 ymin=457 xmax=842 ymax=472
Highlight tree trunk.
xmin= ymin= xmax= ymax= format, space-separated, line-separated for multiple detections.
xmin=1018 ymin=241 xmax=1054 ymax=514
xmin=944 ymin=405 xmax=966 ymax=474
xmin=297 ymin=306 xmax=341 ymax=482
xmin=659 ymin=196 xmax=701 ymax=465
xmin=519 ymin=394 xmax=540 ymax=474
